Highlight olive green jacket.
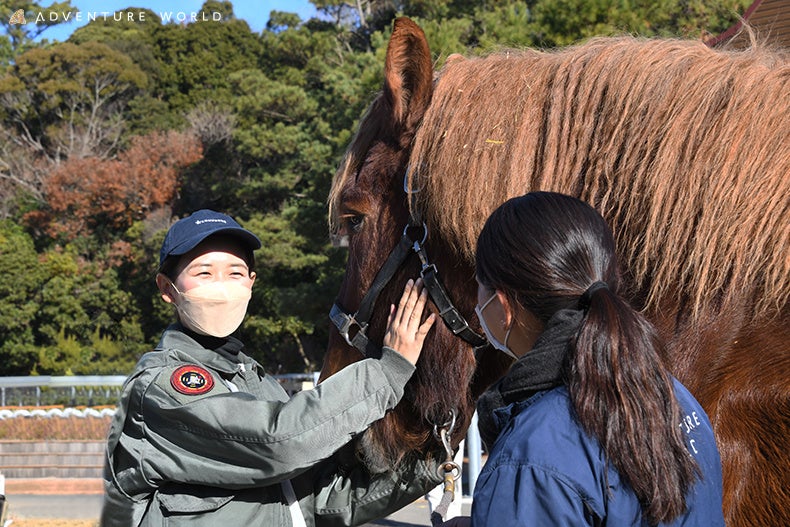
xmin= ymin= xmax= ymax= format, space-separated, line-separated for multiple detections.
xmin=101 ymin=325 xmax=441 ymax=526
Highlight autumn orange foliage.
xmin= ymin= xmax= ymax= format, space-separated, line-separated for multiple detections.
xmin=32 ymin=131 xmax=202 ymax=239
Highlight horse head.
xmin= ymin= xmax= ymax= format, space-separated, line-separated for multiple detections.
xmin=321 ymin=18 xmax=510 ymax=470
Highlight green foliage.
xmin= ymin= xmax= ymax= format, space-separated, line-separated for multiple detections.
xmin=0 ymin=219 xmax=146 ymax=375
xmin=473 ymin=2 xmax=536 ymax=50
xmin=68 ymin=7 xmax=161 ymax=45
xmin=0 ymin=0 xmax=77 ymax=65
xmin=0 ymin=220 xmax=45 ymax=373
xmin=0 ymin=40 xmax=147 ymax=163
xmin=267 ymin=11 xmax=302 ymax=31
xmin=37 ymin=327 xmax=137 ymax=375
xmin=67 ymin=9 xmax=172 ymax=135
xmin=526 ymin=0 xmax=748 ymax=47
xmin=32 ymin=249 xmax=147 ymax=372
xmin=36 ymin=328 xmax=83 ymax=375
xmin=149 ymin=13 xmax=262 ymax=113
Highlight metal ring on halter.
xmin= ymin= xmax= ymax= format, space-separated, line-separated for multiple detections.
xmin=436 ymin=460 xmax=462 ymax=481
xmin=431 ymin=408 xmax=457 ymax=441
xmin=403 ymin=222 xmax=428 ymax=247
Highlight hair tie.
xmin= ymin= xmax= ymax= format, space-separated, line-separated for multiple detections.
xmin=579 ymin=281 xmax=609 ymax=310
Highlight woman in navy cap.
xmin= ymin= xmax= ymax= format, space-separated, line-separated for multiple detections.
xmin=101 ymin=209 xmax=440 ymax=526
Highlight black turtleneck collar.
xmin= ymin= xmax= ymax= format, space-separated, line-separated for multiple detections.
xmin=476 ymin=309 xmax=584 ymax=449
xmin=177 ymin=324 xmax=244 ymax=357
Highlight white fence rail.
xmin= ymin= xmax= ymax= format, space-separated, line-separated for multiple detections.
xmin=0 ymin=375 xmax=127 ymax=408
xmin=0 ymin=374 xmax=483 ymax=495
xmin=0 ymin=373 xmax=319 ymax=408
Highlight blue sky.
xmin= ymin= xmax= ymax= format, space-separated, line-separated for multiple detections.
xmin=29 ymin=0 xmax=318 ymax=42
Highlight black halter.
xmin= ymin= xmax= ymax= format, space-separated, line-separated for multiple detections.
xmin=330 ymin=173 xmax=487 ymax=358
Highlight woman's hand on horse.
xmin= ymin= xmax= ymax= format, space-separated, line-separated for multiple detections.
xmin=383 ymin=278 xmax=436 ymax=365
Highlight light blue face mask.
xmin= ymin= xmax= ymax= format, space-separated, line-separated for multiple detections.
xmin=475 ymin=292 xmax=518 ymax=360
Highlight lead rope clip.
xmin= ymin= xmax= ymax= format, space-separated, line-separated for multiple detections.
xmin=430 ymin=410 xmax=461 ymax=527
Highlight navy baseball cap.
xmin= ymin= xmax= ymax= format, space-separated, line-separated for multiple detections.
xmin=159 ymin=210 xmax=262 ymax=266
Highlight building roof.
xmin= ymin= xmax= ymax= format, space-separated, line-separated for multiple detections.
xmin=707 ymin=0 xmax=790 ymax=48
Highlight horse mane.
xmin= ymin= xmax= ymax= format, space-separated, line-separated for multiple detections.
xmin=406 ymin=36 xmax=789 ymax=319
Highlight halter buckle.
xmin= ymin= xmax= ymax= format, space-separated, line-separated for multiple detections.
xmin=329 ymin=303 xmax=367 ymax=348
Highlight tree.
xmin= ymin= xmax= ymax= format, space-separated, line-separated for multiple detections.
xmin=0 ymin=0 xmax=77 ymax=65
xmin=0 ymin=41 xmax=148 ymax=216
xmin=29 ymin=130 xmax=202 ymax=242
xmin=222 ymin=17 xmax=372 ymax=370
xmin=0 ymin=219 xmax=46 ymax=374
xmin=149 ymin=7 xmax=261 ymax=115
xmin=0 ymin=216 xmax=153 ymax=376
xmin=68 ymin=8 xmax=180 ymax=136
xmin=310 ymin=0 xmax=367 ymax=27
xmin=1 ymin=41 xmax=148 ymax=159
xmin=511 ymin=0 xmax=749 ymax=48
xmin=30 ymin=252 xmax=148 ymax=375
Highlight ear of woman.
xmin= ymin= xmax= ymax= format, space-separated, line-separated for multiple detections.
xmin=492 ymin=290 xmax=544 ymax=359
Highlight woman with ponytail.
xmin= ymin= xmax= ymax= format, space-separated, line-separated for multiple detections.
xmin=451 ymin=192 xmax=723 ymax=526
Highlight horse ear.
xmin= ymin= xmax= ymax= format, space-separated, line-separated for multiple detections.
xmin=383 ymin=17 xmax=433 ymax=140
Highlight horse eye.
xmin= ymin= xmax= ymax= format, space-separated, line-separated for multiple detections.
xmin=337 ymin=212 xmax=365 ymax=243
xmin=347 ymin=215 xmax=364 ymax=233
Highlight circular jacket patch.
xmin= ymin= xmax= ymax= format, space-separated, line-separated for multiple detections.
xmin=170 ymin=365 xmax=214 ymax=396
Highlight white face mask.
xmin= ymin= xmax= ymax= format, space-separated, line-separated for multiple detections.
xmin=171 ymin=281 xmax=251 ymax=337
xmin=475 ymin=292 xmax=518 ymax=360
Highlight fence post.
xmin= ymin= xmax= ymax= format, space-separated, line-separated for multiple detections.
xmin=466 ymin=411 xmax=481 ymax=497
xmin=0 ymin=472 xmax=6 ymax=526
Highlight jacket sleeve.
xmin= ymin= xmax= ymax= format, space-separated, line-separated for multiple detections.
xmin=136 ymin=347 xmax=415 ymax=489
xmin=307 ymin=443 xmax=443 ymax=527
xmin=471 ymin=464 xmax=597 ymax=527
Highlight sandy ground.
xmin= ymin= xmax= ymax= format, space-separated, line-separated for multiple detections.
xmin=6 ymin=521 xmax=96 ymax=527
xmin=2 ymin=479 xmax=100 ymax=527
xmin=1 ymin=478 xmax=467 ymax=527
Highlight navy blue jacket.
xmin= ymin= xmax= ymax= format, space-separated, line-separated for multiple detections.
xmin=471 ymin=379 xmax=724 ymax=526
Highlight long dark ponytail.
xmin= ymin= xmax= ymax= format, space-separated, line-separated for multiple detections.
xmin=475 ymin=192 xmax=698 ymax=524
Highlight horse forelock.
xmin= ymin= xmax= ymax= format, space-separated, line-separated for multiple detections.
xmin=409 ymin=36 xmax=789 ymax=320
xmin=328 ymin=95 xmax=388 ymax=236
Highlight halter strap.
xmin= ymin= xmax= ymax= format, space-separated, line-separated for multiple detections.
xmin=331 ymin=223 xmax=487 ymax=357
xmin=329 ymin=231 xmax=415 ymax=359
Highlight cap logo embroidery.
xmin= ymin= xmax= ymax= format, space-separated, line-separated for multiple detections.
xmin=194 ymin=218 xmax=228 ymax=225
xmin=171 ymin=365 xmax=214 ymax=396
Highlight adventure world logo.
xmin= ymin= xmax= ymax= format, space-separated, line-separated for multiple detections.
xmin=8 ymin=7 xmax=223 ymax=25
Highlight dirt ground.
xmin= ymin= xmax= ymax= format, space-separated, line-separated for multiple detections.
xmin=2 ymin=479 xmax=102 ymax=526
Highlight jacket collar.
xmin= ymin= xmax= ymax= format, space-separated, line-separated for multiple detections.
xmin=476 ymin=309 xmax=583 ymax=449
xmin=157 ymin=323 xmax=262 ymax=375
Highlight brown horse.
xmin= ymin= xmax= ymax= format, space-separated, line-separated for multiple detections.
xmin=322 ymin=18 xmax=789 ymax=527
